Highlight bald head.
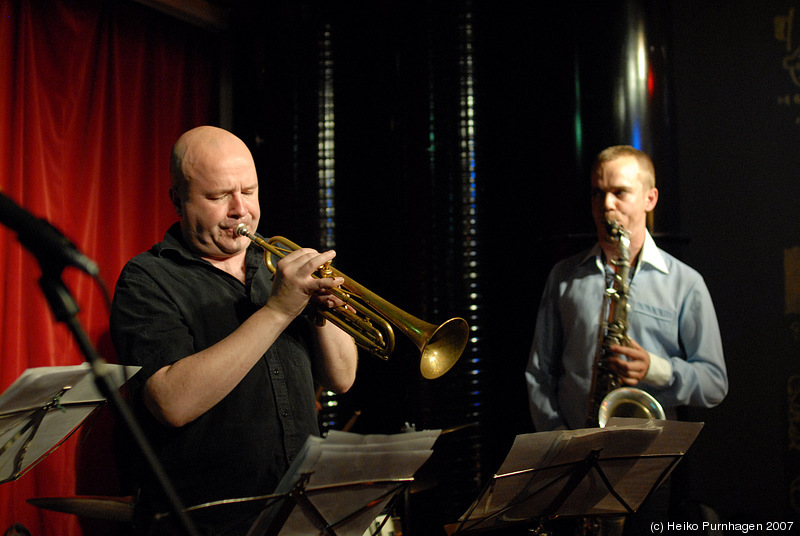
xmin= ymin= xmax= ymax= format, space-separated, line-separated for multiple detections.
xmin=170 ymin=126 xmax=255 ymax=199
xmin=168 ymin=126 xmax=260 ymax=260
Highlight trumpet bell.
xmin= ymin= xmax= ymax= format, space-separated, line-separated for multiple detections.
xmin=418 ymin=317 xmax=469 ymax=380
xmin=598 ymin=387 xmax=666 ymax=427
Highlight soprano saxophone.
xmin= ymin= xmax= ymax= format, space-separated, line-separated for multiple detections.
xmin=585 ymin=220 xmax=665 ymax=428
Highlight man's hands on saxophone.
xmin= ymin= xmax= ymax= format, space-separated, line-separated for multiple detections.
xmin=605 ymin=337 xmax=651 ymax=385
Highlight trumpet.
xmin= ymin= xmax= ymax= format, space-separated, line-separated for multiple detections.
xmin=235 ymin=224 xmax=469 ymax=379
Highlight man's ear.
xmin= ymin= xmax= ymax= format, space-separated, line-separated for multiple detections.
xmin=645 ymin=187 xmax=659 ymax=213
xmin=169 ymin=186 xmax=183 ymax=217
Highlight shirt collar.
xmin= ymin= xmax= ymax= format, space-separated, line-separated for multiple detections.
xmin=639 ymin=229 xmax=669 ymax=274
xmin=157 ymin=223 xmax=195 ymax=261
xmin=582 ymin=229 xmax=669 ymax=275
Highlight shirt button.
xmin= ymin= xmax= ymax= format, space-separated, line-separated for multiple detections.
xmin=273 ymin=369 xmax=280 ymax=375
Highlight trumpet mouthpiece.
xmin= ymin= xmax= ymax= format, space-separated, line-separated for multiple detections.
xmin=235 ymin=223 xmax=249 ymax=237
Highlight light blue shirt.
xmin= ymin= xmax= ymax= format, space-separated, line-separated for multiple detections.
xmin=525 ymin=231 xmax=728 ymax=431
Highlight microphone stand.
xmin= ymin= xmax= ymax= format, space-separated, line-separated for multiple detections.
xmin=36 ymin=262 xmax=200 ymax=536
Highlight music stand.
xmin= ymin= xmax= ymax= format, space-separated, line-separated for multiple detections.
xmin=0 ymin=363 xmax=139 ymax=484
xmin=446 ymin=418 xmax=703 ymax=535
xmin=246 ymin=430 xmax=441 ymax=536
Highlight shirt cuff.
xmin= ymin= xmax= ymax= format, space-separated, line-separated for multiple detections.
xmin=643 ymin=352 xmax=672 ymax=387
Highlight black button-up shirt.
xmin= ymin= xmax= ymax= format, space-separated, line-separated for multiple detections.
xmin=110 ymin=223 xmax=318 ymax=532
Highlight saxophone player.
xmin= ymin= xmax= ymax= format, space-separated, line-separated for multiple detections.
xmin=525 ymin=145 xmax=728 ymax=534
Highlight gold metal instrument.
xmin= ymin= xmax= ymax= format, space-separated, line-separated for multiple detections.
xmin=235 ymin=223 xmax=469 ymax=379
xmin=586 ymin=220 xmax=665 ymax=427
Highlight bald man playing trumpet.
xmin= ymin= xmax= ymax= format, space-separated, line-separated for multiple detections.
xmin=111 ymin=126 xmax=358 ymax=535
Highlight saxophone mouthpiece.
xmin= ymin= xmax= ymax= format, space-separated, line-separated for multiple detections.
xmin=604 ymin=220 xmax=622 ymax=237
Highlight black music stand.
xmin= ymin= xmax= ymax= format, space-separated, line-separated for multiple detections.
xmin=245 ymin=473 xmax=411 ymax=536
xmin=0 ymin=363 xmax=139 ymax=484
xmin=246 ymin=430 xmax=441 ymax=536
xmin=146 ymin=476 xmax=408 ymax=536
xmin=445 ymin=418 xmax=703 ymax=535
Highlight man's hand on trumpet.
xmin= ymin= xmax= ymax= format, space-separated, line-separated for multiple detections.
xmin=266 ymin=247 xmax=345 ymax=320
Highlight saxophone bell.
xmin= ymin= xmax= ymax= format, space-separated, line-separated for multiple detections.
xmin=598 ymin=387 xmax=666 ymax=427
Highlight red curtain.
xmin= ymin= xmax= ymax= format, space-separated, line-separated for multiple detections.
xmin=0 ymin=0 xmax=218 ymax=533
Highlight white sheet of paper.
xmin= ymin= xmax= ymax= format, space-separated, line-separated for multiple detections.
xmin=450 ymin=419 xmax=703 ymax=534
xmin=249 ymin=430 xmax=440 ymax=536
xmin=0 ymin=363 xmax=140 ymax=483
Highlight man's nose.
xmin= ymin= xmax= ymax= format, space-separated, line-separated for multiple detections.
xmin=603 ymin=192 xmax=616 ymax=210
xmin=229 ymin=193 xmax=248 ymax=216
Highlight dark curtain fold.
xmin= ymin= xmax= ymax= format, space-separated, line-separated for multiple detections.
xmin=0 ymin=0 xmax=218 ymax=533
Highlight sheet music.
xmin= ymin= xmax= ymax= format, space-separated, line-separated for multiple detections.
xmin=324 ymin=429 xmax=441 ymax=449
xmin=249 ymin=430 xmax=440 ymax=536
xmin=448 ymin=419 xmax=703 ymax=534
xmin=0 ymin=364 xmax=140 ymax=483
xmin=0 ymin=363 xmax=140 ymax=414
xmin=496 ymin=420 xmax=662 ymax=477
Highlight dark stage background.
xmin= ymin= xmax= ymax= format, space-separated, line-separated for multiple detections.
xmin=2 ymin=0 xmax=800 ymax=534
xmin=225 ymin=0 xmax=800 ymax=531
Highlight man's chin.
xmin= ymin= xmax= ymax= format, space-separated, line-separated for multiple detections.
xmin=219 ymin=242 xmax=248 ymax=256
xmin=194 ymin=238 xmax=246 ymax=259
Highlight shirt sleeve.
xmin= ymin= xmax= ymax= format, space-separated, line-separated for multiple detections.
xmin=643 ymin=352 xmax=672 ymax=386
xmin=110 ymin=261 xmax=197 ymax=392
xmin=525 ymin=271 xmax=568 ymax=431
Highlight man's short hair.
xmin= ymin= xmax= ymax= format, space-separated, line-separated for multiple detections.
xmin=591 ymin=145 xmax=656 ymax=189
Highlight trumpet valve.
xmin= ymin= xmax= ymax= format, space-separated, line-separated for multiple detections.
xmin=317 ymin=261 xmax=333 ymax=279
